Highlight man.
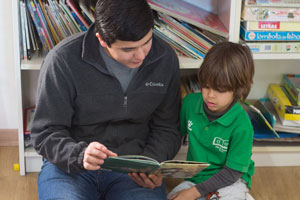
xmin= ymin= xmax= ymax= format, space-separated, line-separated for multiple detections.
xmin=31 ymin=0 xmax=181 ymax=199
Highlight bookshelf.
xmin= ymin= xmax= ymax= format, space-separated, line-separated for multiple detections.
xmin=12 ymin=0 xmax=300 ymax=176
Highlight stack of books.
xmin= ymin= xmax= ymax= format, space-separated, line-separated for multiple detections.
xmin=148 ymin=0 xmax=227 ymax=62
xmin=244 ymin=73 xmax=300 ymax=143
xmin=240 ymin=0 xmax=300 ymax=54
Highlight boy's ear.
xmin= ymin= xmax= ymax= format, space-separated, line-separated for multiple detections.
xmin=96 ymin=33 xmax=108 ymax=48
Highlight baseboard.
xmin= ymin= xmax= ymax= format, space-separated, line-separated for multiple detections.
xmin=0 ymin=129 xmax=18 ymax=146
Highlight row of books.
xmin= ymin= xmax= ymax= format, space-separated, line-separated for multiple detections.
xmin=19 ymin=0 xmax=95 ymax=60
xmin=241 ymin=0 xmax=300 ymax=53
xmin=19 ymin=0 xmax=229 ymax=61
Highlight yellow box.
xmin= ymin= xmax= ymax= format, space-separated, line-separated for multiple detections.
xmin=267 ymin=84 xmax=300 ymax=127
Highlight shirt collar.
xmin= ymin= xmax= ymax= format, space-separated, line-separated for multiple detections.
xmin=197 ymin=94 xmax=242 ymax=127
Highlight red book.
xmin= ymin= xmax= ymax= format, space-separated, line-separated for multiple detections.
xmin=148 ymin=0 xmax=228 ymax=37
xmin=66 ymin=0 xmax=89 ymax=29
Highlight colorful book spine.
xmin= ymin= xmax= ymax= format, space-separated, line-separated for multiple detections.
xmin=242 ymin=21 xmax=300 ymax=31
xmin=241 ymin=7 xmax=300 ymax=21
xmin=245 ymin=0 xmax=300 ymax=6
xmin=283 ymin=74 xmax=300 ymax=106
xmin=240 ymin=26 xmax=300 ymax=41
xmin=245 ymin=41 xmax=300 ymax=53
xmin=66 ymin=0 xmax=89 ymax=29
xmin=26 ymin=0 xmax=49 ymax=53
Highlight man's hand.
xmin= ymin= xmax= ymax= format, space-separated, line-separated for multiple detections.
xmin=168 ymin=187 xmax=201 ymax=200
xmin=128 ymin=172 xmax=163 ymax=189
xmin=83 ymin=142 xmax=117 ymax=170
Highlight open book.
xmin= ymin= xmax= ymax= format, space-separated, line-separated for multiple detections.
xmin=100 ymin=155 xmax=209 ymax=178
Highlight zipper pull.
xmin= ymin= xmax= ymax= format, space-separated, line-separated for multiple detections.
xmin=123 ymin=96 xmax=128 ymax=107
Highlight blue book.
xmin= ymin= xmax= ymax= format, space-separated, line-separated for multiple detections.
xmin=240 ymin=26 xmax=300 ymax=41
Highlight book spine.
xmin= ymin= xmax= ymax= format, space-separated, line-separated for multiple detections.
xmin=32 ymin=0 xmax=54 ymax=49
xmin=240 ymin=26 xmax=300 ymax=41
xmin=245 ymin=41 xmax=300 ymax=53
xmin=283 ymin=74 xmax=300 ymax=106
xmin=66 ymin=0 xmax=89 ymax=29
xmin=27 ymin=0 xmax=49 ymax=53
xmin=20 ymin=1 xmax=28 ymax=60
xmin=241 ymin=6 xmax=300 ymax=21
xmin=48 ymin=0 xmax=70 ymax=37
xmin=23 ymin=1 xmax=31 ymax=60
xmin=38 ymin=0 xmax=59 ymax=44
xmin=242 ymin=21 xmax=300 ymax=31
xmin=59 ymin=2 xmax=81 ymax=33
xmin=244 ymin=0 xmax=300 ymax=7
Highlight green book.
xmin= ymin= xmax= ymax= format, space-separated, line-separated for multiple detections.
xmin=100 ymin=155 xmax=210 ymax=178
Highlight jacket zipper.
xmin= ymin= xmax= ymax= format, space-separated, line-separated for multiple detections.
xmin=123 ymin=96 xmax=128 ymax=108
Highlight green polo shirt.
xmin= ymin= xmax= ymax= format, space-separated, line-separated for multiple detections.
xmin=181 ymin=93 xmax=255 ymax=188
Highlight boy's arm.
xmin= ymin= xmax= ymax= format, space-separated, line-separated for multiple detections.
xmin=195 ymin=166 xmax=242 ymax=196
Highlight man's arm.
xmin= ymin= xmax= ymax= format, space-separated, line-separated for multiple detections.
xmin=31 ymin=51 xmax=87 ymax=173
xmin=141 ymin=50 xmax=182 ymax=162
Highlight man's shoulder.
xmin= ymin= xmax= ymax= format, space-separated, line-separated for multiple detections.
xmin=51 ymin=32 xmax=85 ymax=55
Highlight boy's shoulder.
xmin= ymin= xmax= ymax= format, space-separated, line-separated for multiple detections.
xmin=183 ymin=92 xmax=202 ymax=102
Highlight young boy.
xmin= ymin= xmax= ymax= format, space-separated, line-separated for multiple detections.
xmin=168 ymin=41 xmax=255 ymax=200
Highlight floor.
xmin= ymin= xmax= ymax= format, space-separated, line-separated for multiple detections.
xmin=1 ymin=146 xmax=300 ymax=200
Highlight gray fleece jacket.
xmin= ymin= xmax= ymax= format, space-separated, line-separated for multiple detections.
xmin=31 ymin=24 xmax=182 ymax=173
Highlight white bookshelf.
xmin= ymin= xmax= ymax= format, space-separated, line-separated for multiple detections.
xmin=12 ymin=0 xmax=300 ymax=175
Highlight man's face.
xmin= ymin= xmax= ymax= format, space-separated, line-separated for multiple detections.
xmin=97 ymin=30 xmax=153 ymax=68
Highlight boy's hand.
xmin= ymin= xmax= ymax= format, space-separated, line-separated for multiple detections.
xmin=128 ymin=172 xmax=163 ymax=189
xmin=83 ymin=142 xmax=117 ymax=170
xmin=168 ymin=186 xmax=201 ymax=200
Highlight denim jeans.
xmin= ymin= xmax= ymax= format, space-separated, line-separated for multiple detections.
xmin=38 ymin=160 xmax=167 ymax=200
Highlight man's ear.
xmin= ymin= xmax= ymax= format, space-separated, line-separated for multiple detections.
xmin=96 ymin=33 xmax=108 ymax=48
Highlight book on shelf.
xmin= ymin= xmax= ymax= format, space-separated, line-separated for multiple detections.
xmin=241 ymin=6 xmax=300 ymax=21
xmin=283 ymin=74 xmax=300 ymax=106
xmin=267 ymin=83 xmax=300 ymax=127
xmin=260 ymin=98 xmax=300 ymax=134
xmin=147 ymin=0 xmax=228 ymax=38
xmin=24 ymin=107 xmax=35 ymax=135
xmin=244 ymin=0 xmax=300 ymax=7
xmin=100 ymin=155 xmax=209 ymax=178
xmin=242 ymin=21 xmax=300 ymax=32
xmin=245 ymin=41 xmax=300 ymax=53
xmin=243 ymin=100 xmax=280 ymax=138
xmin=66 ymin=0 xmax=90 ymax=29
xmin=240 ymin=26 xmax=300 ymax=41
xmin=26 ymin=0 xmax=50 ymax=54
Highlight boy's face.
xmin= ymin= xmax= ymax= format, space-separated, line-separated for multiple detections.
xmin=202 ymin=88 xmax=234 ymax=113
xmin=96 ymin=30 xmax=153 ymax=69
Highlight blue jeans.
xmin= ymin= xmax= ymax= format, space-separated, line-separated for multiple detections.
xmin=38 ymin=160 xmax=167 ymax=200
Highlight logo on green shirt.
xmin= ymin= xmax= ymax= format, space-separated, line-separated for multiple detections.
xmin=213 ymin=137 xmax=228 ymax=152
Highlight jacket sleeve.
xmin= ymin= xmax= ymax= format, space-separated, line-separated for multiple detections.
xmin=141 ymin=50 xmax=182 ymax=162
xmin=31 ymin=51 xmax=88 ymax=173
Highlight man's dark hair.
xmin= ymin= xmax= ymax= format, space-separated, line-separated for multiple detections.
xmin=94 ymin=0 xmax=154 ymax=47
xmin=198 ymin=41 xmax=255 ymax=101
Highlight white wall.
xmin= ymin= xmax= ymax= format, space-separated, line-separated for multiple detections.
xmin=0 ymin=2 xmax=18 ymax=129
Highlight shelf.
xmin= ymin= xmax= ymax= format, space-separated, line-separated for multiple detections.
xmin=253 ymin=53 xmax=300 ymax=60
xmin=178 ymin=56 xmax=202 ymax=69
xmin=20 ymin=54 xmax=202 ymax=70
xmin=24 ymin=146 xmax=41 ymax=157
xmin=24 ymin=146 xmax=42 ymax=173
xmin=21 ymin=54 xmax=43 ymax=70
